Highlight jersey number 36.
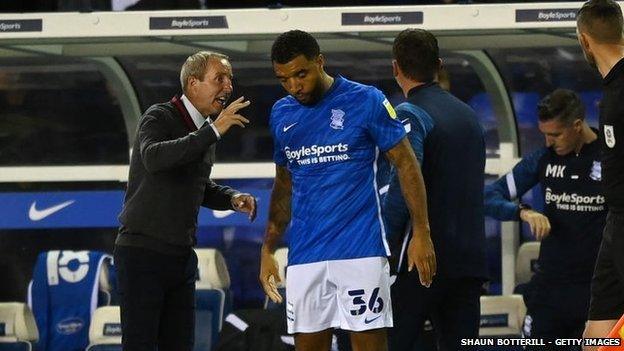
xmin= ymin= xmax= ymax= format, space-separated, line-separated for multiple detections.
xmin=348 ymin=287 xmax=384 ymax=315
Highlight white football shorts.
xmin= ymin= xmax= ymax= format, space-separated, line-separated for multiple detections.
xmin=285 ymin=256 xmax=393 ymax=334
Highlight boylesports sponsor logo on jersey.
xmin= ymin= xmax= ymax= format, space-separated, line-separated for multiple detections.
xmin=545 ymin=187 xmax=605 ymax=212
xmin=284 ymin=143 xmax=350 ymax=165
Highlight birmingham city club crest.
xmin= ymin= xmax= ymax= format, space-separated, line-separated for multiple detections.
xmin=605 ymin=125 xmax=616 ymax=148
xmin=590 ymin=161 xmax=602 ymax=181
xmin=330 ymin=109 xmax=345 ymax=130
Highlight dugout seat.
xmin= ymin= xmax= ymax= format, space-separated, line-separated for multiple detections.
xmin=479 ymin=295 xmax=526 ymax=337
xmin=515 ymin=242 xmax=540 ymax=287
xmin=28 ymin=250 xmax=113 ymax=351
xmin=0 ymin=303 xmax=38 ymax=351
xmin=194 ymin=248 xmax=231 ymax=351
xmin=85 ymin=306 xmax=121 ymax=351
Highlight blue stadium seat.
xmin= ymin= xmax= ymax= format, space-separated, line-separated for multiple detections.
xmin=85 ymin=306 xmax=121 ymax=351
xmin=511 ymin=92 xmax=540 ymax=127
xmin=0 ymin=303 xmax=39 ymax=351
xmin=579 ymin=90 xmax=601 ymax=126
xmin=28 ymin=250 xmax=113 ymax=351
xmin=467 ymin=92 xmax=497 ymax=129
xmin=194 ymin=248 xmax=232 ymax=351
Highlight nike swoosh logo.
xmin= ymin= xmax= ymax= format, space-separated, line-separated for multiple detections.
xmin=28 ymin=200 xmax=75 ymax=221
xmin=283 ymin=123 xmax=298 ymax=132
xmin=213 ymin=210 xmax=235 ymax=218
xmin=400 ymin=118 xmax=409 ymax=123
xmin=364 ymin=315 xmax=382 ymax=324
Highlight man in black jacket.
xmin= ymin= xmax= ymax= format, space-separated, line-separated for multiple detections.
xmin=384 ymin=29 xmax=487 ymax=351
xmin=115 ymin=51 xmax=256 ymax=351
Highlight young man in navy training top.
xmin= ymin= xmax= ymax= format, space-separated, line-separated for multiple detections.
xmin=259 ymin=30 xmax=436 ymax=351
xmin=485 ymin=89 xmax=605 ymax=348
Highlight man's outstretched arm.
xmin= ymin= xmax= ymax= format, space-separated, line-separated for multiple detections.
xmin=260 ymin=165 xmax=292 ymax=303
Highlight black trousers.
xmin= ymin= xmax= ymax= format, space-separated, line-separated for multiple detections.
xmin=389 ymin=274 xmax=482 ymax=351
xmin=114 ymin=245 xmax=198 ymax=351
xmin=589 ymin=211 xmax=624 ymax=320
xmin=523 ymin=279 xmax=590 ymax=351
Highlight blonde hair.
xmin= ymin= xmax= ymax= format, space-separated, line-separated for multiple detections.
xmin=180 ymin=51 xmax=230 ymax=93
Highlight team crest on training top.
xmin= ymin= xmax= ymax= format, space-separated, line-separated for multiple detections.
xmin=330 ymin=109 xmax=345 ymax=130
xmin=605 ymin=125 xmax=616 ymax=148
xmin=590 ymin=161 xmax=602 ymax=181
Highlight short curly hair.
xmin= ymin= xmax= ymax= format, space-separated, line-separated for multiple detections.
xmin=271 ymin=30 xmax=320 ymax=64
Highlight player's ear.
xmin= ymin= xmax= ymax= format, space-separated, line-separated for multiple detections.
xmin=573 ymin=118 xmax=583 ymax=132
xmin=186 ymin=76 xmax=198 ymax=95
xmin=317 ymin=54 xmax=325 ymax=70
xmin=578 ymin=32 xmax=592 ymax=54
xmin=392 ymin=60 xmax=399 ymax=78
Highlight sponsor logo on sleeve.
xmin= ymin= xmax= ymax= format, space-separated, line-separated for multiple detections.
xmin=382 ymin=99 xmax=397 ymax=119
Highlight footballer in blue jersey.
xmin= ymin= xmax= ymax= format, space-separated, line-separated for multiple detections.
xmin=259 ymin=30 xmax=436 ymax=351
xmin=270 ymin=75 xmax=404 ymax=265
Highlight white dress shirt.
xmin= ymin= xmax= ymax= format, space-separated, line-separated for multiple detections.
xmin=181 ymin=95 xmax=221 ymax=139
